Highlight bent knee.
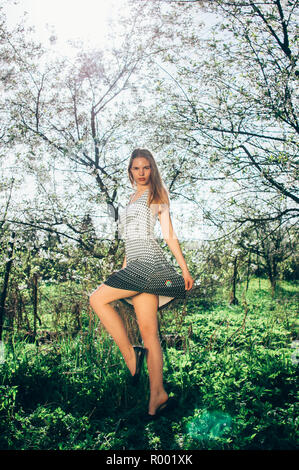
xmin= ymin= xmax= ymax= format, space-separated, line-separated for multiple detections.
xmin=140 ymin=327 xmax=160 ymax=346
xmin=89 ymin=283 xmax=105 ymax=305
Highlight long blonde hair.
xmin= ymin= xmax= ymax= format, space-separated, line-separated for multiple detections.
xmin=128 ymin=149 xmax=170 ymax=211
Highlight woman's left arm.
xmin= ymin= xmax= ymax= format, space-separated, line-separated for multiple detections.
xmin=158 ymin=205 xmax=194 ymax=291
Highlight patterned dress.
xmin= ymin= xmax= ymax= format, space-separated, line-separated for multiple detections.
xmin=103 ymin=188 xmax=186 ymax=310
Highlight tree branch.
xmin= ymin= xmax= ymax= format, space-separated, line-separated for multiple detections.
xmin=240 ymin=144 xmax=299 ymax=205
xmin=249 ymin=0 xmax=293 ymax=60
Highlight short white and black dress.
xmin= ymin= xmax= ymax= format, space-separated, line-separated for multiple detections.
xmin=103 ymin=188 xmax=186 ymax=310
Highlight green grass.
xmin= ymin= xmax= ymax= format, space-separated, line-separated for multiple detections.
xmin=0 ymin=278 xmax=298 ymax=450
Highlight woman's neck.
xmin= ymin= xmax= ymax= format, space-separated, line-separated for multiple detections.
xmin=135 ymin=184 xmax=150 ymax=193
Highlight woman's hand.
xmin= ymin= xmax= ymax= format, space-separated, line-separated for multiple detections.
xmin=182 ymin=268 xmax=194 ymax=291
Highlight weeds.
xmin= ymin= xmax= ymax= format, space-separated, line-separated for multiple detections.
xmin=0 ymin=278 xmax=298 ymax=450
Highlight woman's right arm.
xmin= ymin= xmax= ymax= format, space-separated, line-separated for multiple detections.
xmin=122 ymin=256 xmax=127 ymax=269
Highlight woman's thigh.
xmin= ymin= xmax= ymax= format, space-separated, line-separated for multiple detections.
xmin=89 ymin=283 xmax=139 ymax=305
xmin=132 ymin=292 xmax=159 ymax=338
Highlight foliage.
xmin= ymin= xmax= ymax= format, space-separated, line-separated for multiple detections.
xmin=0 ymin=0 xmax=298 ymax=452
xmin=129 ymin=0 xmax=299 ymax=229
xmin=0 ymin=278 xmax=297 ymax=450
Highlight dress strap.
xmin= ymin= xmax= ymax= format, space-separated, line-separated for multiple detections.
xmin=128 ymin=188 xmax=149 ymax=206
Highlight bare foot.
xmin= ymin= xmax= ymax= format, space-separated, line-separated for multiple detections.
xmin=148 ymin=390 xmax=169 ymax=415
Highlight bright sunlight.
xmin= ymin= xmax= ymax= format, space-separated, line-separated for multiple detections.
xmin=5 ymin=0 xmax=123 ymax=52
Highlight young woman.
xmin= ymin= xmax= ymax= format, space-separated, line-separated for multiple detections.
xmin=89 ymin=148 xmax=194 ymax=419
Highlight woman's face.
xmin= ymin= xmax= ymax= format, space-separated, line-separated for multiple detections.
xmin=130 ymin=157 xmax=151 ymax=187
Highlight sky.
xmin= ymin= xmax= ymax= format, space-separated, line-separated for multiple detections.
xmin=4 ymin=0 xmax=123 ymax=54
xmin=5 ymin=0 xmax=219 ymax=54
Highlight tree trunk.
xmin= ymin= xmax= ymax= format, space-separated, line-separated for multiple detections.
xmin=33 ymin=273 xmax=42 ymax=338
xmin=32 ymin=272 xmax=38 ymax=338
xmin=0 ymin=231 xmax=16 ymax=340
xmin=229 ymin=255 xmax=239 ymax=305
xmin=246 ymin=251 xmax=251 ymax=292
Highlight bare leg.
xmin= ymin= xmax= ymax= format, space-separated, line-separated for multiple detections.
xmin=89 ymin=284 xmax=139 ymax=375
xmin=132 ymin=292 xmax=168 ymax=415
